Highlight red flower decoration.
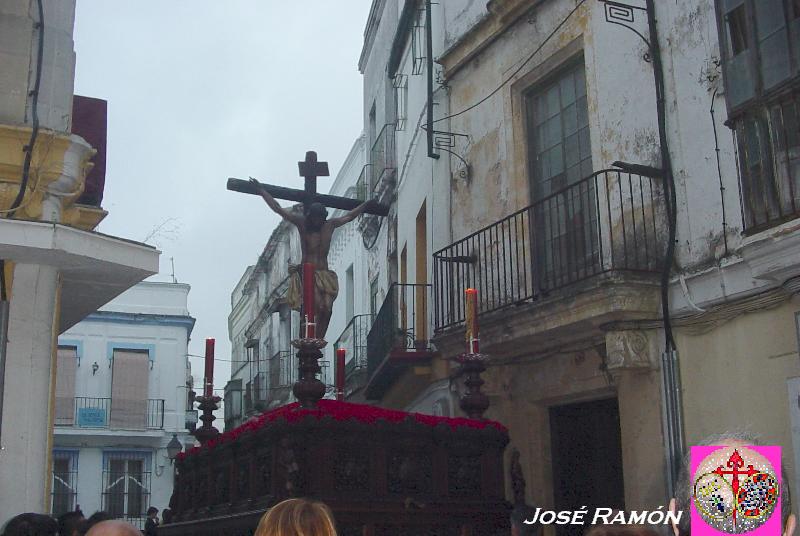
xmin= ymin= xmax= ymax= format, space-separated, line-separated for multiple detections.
xmin=179 ymin=399 xmax=506 ymax=460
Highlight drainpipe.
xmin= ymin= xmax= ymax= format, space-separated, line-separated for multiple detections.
xmin=645 ymin=0 xmax=685 ymax=499
xmin=426 ymin=0 xmax=439 ymax=160
xmin=0 ymin=300 xmax=8 ymax=449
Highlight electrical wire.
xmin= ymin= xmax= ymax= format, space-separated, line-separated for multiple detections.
xmin=9 ymin=0 xmax=44 ymax=218
xmin=432 ymin=0 xmax=587 ymax=125
xmin=710 ymin=87 xmax=730 ymax=256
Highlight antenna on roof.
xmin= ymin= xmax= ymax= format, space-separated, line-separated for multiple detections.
xmin=170 ymin=257 xmax=177 ymax=283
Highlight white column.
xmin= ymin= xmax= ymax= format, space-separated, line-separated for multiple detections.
xmin=0 ymin=262 xmax=60 ymax=523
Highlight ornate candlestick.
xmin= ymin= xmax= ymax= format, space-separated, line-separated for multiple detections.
xmin=193 ymin=337 xmax=221 ymax=445
xmin=457 ymin=352 xmax=490 ymax=419
xmin=291 ymin=338 xmax=327 ymax=408
xmin=458 ymin=288 xmax=489 ymax=419
xmin=193 ymin=393 xmax=221 ymax=445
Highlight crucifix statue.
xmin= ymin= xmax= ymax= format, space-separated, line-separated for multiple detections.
xmin=228 ymin=151 xmax=388 ymax=340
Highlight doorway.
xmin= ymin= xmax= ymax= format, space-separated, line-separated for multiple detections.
xmin=550 ymin=397 xmax=625 ymax=536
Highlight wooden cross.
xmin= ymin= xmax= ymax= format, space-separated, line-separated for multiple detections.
xmin=227 ymin=150 xmax=389 ymax=216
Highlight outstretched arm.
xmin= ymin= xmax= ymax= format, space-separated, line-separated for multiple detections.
xmin=249 ymin=178 xmax=303 ymax=227
xmin=329 ymin=199 xmax=377 ymax=228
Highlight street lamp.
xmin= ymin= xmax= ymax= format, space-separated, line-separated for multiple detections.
xmin=166 ymin=434 xmax=183 ymax=464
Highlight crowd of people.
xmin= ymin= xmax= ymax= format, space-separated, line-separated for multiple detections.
xmin=1 ymin=433 xmax=795 ymax=536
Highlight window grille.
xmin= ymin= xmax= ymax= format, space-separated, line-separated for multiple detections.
xmin=101 ymin=451 xmax=151 ymax=527
xmin=51 ymin=449 xmax=78 ymax=515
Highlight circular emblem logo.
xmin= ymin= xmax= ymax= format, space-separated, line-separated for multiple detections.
xmin=692 ymin=446 xmax=779 ymax=533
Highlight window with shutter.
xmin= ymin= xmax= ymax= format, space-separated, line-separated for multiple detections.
xmin=55 ymin=347 xmax=78 ymax=425
xmin=110 ymin=350 xmax=149 ymax=429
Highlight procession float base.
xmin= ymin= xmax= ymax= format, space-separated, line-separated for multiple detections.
xmin=161 ymin=400 xmax=510 ymax=536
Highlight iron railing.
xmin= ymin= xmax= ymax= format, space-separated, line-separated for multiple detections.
xmin=55 ymin=397 xmax=165 ymax=430
xmin=433 ymin=169 xmax=665 ymax=331
xmin=51 ymin=452 xmax=78 ymax=516
xmin=734 ymin=90 xmax=800 ymax=233
xmin=101 ymin=459 xmax=151 ymax=529
xmin=269 ymin=350 xmax=293 ymax=389
xmin=334 ymin=314 xmax=373 ymax=378
xmin=223 ymin=385 xmax=243 ymax=431
xmin=252 ymin=372 xmax=268 ymax=410
xmin=367 ymin=283 xmax=432 ymax=380
xmin=369 ymin=123 xmax=396 ymax=197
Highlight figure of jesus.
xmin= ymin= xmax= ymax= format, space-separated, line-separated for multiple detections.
xmin=249 ymin=178 xmax=376 ymax=339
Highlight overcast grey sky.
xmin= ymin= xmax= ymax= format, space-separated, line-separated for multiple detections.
xmin=73 ymin=1 xmax=371 ymax=393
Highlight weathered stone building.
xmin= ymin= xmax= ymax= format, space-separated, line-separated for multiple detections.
xmin=431 ymin=0 xmax=800 ymax=520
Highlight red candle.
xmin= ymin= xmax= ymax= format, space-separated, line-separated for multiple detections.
xmin=465 ymin=288 xmax=479 ymax=353
xmin=204 ymin=337 xmax=215 ymax=398
xmin=336 ymin=348 xmax=346 ymax=401
xmin=303 ymin=263 xmax=316 ymax=338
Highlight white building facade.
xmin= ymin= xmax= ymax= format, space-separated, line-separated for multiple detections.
xmin=52 ymin=282 xmax=195 ymax=527
xmin=0 ymin=1 xmax=160 ymax=522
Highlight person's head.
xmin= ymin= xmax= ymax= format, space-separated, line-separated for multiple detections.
xmin=670 ymin=431 xmax=795 ymax=536
xmin=57 ymin=511 xmax=85 ymax=536
xmin=304 ymin=203 xmax=328 ymax=232
xmin=81 ymin=512 xmax=112 ymax=534
xmin=84 ymin=520 xmax=141 ymax=536
xmin=146 ymin=507 xmax=158 ymax=519
xmin=254 ymin=498 xmax=337 ymax=536
xmin=1 ymin=513 xmax=58 ymax=536
xmin=161 ymin=509 xmax=172 ymax=525
xmin=510 ymin=505 xmax=538 ymax=536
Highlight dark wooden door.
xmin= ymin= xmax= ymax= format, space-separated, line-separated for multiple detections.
xmin=550 ymin=397 xmax=625 ymax=536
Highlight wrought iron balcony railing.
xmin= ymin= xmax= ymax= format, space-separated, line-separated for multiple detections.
xmin=369 ymin=123 xmax=397 ymax=198
xmin=55 ymin=397 xmax=165 ymax=430
xmin=334 ymin=314 xmax=373 ymax=379
xmin=253 ymin=372 xmax=268 ymax=409
xmin=268 ymin=350 xmax=294 ymax=389
xmin=366 ymin=283 xmax=432 ymax=380
xmin=433 ymin=169 xmax=665 ymax=331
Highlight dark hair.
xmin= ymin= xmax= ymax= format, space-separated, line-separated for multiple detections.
xmin=56 ymin=511 xmax=84 ymax=536
xmin=305 ymin=203 xmax=328 ymax=220
xmin=147 ymin=507 xmax=158 ymax=516
xmin=81 ymin=512 xmax=112 ymax=535
xmin=2 ymin=513 xmax=58 ymax=536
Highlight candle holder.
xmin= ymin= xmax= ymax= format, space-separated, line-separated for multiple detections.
xmin=455 ymin=352 xmax=490 ymax=420
xmin=291 ymin=337 xmax=327 ymax=409
xmin=192 ymin=393 xmax=221 ymax=445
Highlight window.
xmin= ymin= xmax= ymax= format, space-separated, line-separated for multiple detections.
xmin=51 ymin=450 xmax=78 ymax=515
xmin=717 ymin=0 xmax=799 ymax=109
xmin=102 ymin=451 xmax=151 ymax=524
xmin=716 ymin=0 xmax=800 ymax=231
xmin=525 ymin=61 xmax=598 ymax=288
xmin=110 ymin=350 xmax=149 ymax=429
xmin=735 ymin=99 xmax=800 ymax=230
xmin=55 ymin=346 xmax=78 ymax=426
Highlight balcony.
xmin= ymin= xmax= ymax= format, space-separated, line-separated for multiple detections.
xmin=370 ymin=123 xmax=397 ymax=199
xmin=359 ymin=124 xmax=397 ymax=244
xmin=334 ymin=314 xmax=373 ymax=396
xmin=54 ymin=397 xmax=165 ymax=430
xmin=223 ymin=380 xmax=243 ymax=432
xmin=433 ymin=169 xmax=665 ymax=356
xmin=365 ymin=284 xmax=434 ymax=400
xmin=268 ymin=350 xmax=294 ymax=406
xmin=252 ymin=372 xmax=268 ymax=411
